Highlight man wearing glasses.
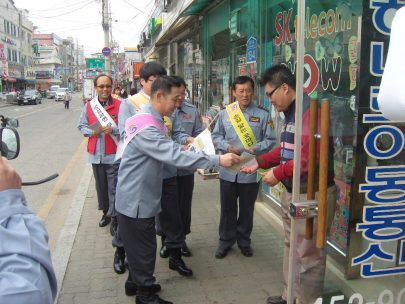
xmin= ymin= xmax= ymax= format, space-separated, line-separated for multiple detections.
xmin=78 ymin=74 xmax=122 ymax=235
xmin=241 ymin=65 xmax=336 ymax=304
xmin=211 ymin=76 xmax=276 ymax=259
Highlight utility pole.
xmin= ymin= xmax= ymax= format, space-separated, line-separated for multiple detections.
xmin=76 ymin=37 xmax=79 ymax=90
xmin=102 ymin=0 xmax=110 ymax=76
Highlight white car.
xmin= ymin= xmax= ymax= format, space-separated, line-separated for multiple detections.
xmin=56 ymin=88 xmax=69 ymax=101
xmin=48 ymin=85 xmax=60 ymax=99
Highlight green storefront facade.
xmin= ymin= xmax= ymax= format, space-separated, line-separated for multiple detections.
xmin=188 ymin=0 xmax=405 ymax=302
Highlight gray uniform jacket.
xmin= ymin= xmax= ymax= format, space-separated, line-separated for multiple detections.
xmin=212 ymin=101 xmax=276 ymax=183
xmin=115 ymin=102 xmax=219 ymax=219
xmin=78 ymin=97 xmax=120 ymax=164
xmin=0 ymin=189 xmax=57 ymax=304
xmin=176 ymin=102 xmax=205 ymax=176
xmin=118 ymin=97 xmax=139 ymax=139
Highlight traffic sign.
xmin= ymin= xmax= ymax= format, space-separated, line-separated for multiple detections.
xmin=102 ymin=47 xmax=111 ymax=56
xmin=246 ymin=37 xmax=257 ymax=64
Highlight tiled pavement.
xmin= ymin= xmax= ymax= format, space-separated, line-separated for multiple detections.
xmin=57 ymin=172 xmax=285 ymax=304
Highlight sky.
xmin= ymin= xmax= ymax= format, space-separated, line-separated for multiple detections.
xmin=13 ymin=0 xmax=156 ymax=56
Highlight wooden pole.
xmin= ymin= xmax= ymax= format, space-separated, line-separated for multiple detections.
xmin=305 ymin=98 xmax=318 ymax=240
xmin=316 ymin=98 xmax=330 ymax=249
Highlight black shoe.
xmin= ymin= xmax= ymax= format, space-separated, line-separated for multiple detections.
xmin=136 ymin=286 xmax=172 ymax=304
xmin=159 ymin=236 xmax=170 ymax=258
xmin=99 ymin=214 xmax=111 ymax=227
xmin=215 ymin=247 xmax=229 ymax=259
xmin=125 ymin=272 xmax=161 ymax=296
xmin=110 ymin=217 xmax=117 ymax=236
xmin=180 ymin=245 xmax=191 ymax=257
xmin=266 ymin=296 xmax=288 ymax=304
xmin=113 ymin=247 xmax=125 ymax=274
xmin=238 ymin=245 xmax=253 ymax=257
xmin=169 ymin=248 xmax=193 ymax=276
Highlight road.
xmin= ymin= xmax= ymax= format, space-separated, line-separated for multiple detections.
xmin=0 ymin=93 xmax=90 ymax=252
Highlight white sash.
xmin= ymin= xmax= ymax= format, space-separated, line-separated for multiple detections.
xmin=90 ymin=97 xmax=124 ymax=161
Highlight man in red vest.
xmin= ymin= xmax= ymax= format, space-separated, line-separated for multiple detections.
xmin=78 ymin=74 xmax=122 ymax=234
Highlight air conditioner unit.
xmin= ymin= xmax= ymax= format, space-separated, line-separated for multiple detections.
xmin=163 ymin=0 xmax=173 ymax=12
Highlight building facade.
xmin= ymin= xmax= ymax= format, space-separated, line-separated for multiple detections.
xmin=139 ymin=0 xmax=405 ymax=302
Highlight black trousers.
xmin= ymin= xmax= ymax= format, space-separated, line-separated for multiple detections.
xmin=219 ymin=179 xmax=260 ymax=249
xmin=177 ymin=174 xmax=195 ymax=236
xmin=117 ymin=213 xmax=156 ymax=287
xmin=156 ymin=177 xmax=185 ymax=249
xmin=92 ymin=163 xmax=119 ymax=218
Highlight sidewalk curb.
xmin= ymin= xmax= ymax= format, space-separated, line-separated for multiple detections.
xmin=52 ymin=163 xmax=93 ymax=302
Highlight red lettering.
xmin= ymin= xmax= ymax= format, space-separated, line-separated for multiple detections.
xmin=275 ymin=12 xmax=283 ymax=45
xmin=283 ymin=9 xmax=293 ymax=43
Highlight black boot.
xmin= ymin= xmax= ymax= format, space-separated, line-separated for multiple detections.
xmin=136 ymin=286 xmax=172 ymax=304
xmin=159 ymin=236 xmax=170 ymax=258
xmin=125 ymin=271 xmax=161 ymax=296
xmin=169 ymin=248 xmax=193 ymax=276
xmin=113 ymin=247 xmax=125 ymax=274
xmin=110 ymin=217 xmax=117 ymax=236
xmin=99 ymin=213 xmax=110 ymax=227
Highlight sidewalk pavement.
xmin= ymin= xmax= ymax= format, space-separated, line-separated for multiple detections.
xmin=57 ymin=173 xmax=285 ymax=304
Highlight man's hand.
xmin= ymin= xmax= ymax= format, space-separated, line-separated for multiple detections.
xmin=92 ymin=130 xmax=101 ymax=138
xmin=227 ymin=145 xmax=241 ymax=155
xmin=100 ymin=126 xmax=113 ymax=134
xmin=260 ymin=170 xmax=280 ymax=187
xmin=186 ymin=137 xmax=194 ymax=144
xmin=247 ymin=147 xmax=255 ymax=153
xmin=219 ymin=153 xmax=242 ymax=168
xmin=240 ymin=158 xmax=259 ymax=174
xmin=0 ymin=155 xmax=21 ymax=191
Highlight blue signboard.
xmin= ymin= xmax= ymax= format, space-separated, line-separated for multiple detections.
xmin=102 ymin=47 xmax=111 ymax=56
xmin=246 ymin=37 xmax=257 ymax=64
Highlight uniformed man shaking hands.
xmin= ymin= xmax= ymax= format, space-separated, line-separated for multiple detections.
xmin=115 ymin=76 xmax=241 ymax=304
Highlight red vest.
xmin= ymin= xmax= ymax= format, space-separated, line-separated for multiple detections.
xmin=87 ymin=97 xmax=121 ymax=155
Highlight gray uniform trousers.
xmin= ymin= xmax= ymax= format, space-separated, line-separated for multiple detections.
xmin=219 ymin=178 xmax=260 ymax=249
xmin=92 ymin=163 xmax=119 ymax=218
xmin=117 ymin=213 xmax=157 ymax=287
xmin=156 ymin=177 xmax=186 ymax=249
xmin=176 ymin=174 xmax=195 ymax=236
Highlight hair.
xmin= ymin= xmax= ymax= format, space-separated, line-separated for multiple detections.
xmin=170 ymin=75 xmax=186 ymax=87
xmin=129 ymin=88 xmax=138 ymax=95
xmin=139 ymin=62 xmax=167 ymax=81
xmin=113 ymin=86 xmax=121 ymax=93
xmin=231 ymin=76 xmax=255 ymax=91
xmin=259 ymin=64 xmax=296 ymax=90
xmin=93 ymin=74 xmax=113 ymax=87
xmin=150 ymin=75 xmax=181 ymax=98
xmin=120 ymin=90 xmax=128 ymax=98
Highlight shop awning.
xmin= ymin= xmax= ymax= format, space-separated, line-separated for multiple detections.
xmin=28 ymin=79 xmax=62 ymax=85
xmin=5 ymin=77 xmax=17 ymax=82
xmin=155 ymin=16 xmax=195 ymax=47
xmin=182 ymin=0 xmax=215 ymax=16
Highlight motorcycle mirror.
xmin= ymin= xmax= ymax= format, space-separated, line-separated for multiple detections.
xmin=0 ymin=127 xmax=20 ymax=160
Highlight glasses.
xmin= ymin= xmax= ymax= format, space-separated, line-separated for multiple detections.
xmin=96 ymin=85 xmax=112 ymax=90
xmin=266 ymin=84 xmax=281 ymax=100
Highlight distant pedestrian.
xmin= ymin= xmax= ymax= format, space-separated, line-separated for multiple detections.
xmin=120 ymin=90 xmax=128 ymax=99
xmin=63 ymin=89 xmax=71 ymax=109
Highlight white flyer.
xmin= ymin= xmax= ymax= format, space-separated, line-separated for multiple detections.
xmin=189 ymin=128 xmax=216 ymax=155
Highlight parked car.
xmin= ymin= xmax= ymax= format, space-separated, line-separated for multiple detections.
xmin=18 ymin=90 xmax=42 ymax=105
xmin=55 ymin=88 xmax=69 ymax=101
xmin=48 ymin=85 xmax=60 ymax=99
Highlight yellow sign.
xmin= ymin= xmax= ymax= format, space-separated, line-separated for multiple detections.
xmin=226 ymin=101 xmax=257 ymax=149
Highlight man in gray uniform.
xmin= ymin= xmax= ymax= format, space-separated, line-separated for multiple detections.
xmin=113 ymin=62 xmax=166 ymax=278
xmin=115 ymin=76 xmax=241 ymax=304
xmin=212 ymin=76 xmax=276 ymax=259
xmin=172 ymin=76 xmax=205 ymax=257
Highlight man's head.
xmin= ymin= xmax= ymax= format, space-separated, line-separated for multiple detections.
xmin=259 ymin=65 xmax=296 ymax=112
xmin=139 ymin=62 xmax=167 ymax=96
xmin=65 ymin=89 xmax=68 ymax=92
xmin=94 ymin=74 xmax=113 ymax=102
xmin=232 ymin=76 xmax=255 ymax=109
xmin=150 ymin=76 xmax=181 ymax=117
xmin=170 ymin=76 xmax=186 ymax=108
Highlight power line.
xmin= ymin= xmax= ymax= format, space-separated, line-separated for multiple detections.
xmin=30 ymin=1 xmax=95 ymax=19
xmin=27 ymin=0 xmax=95 ymax=12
